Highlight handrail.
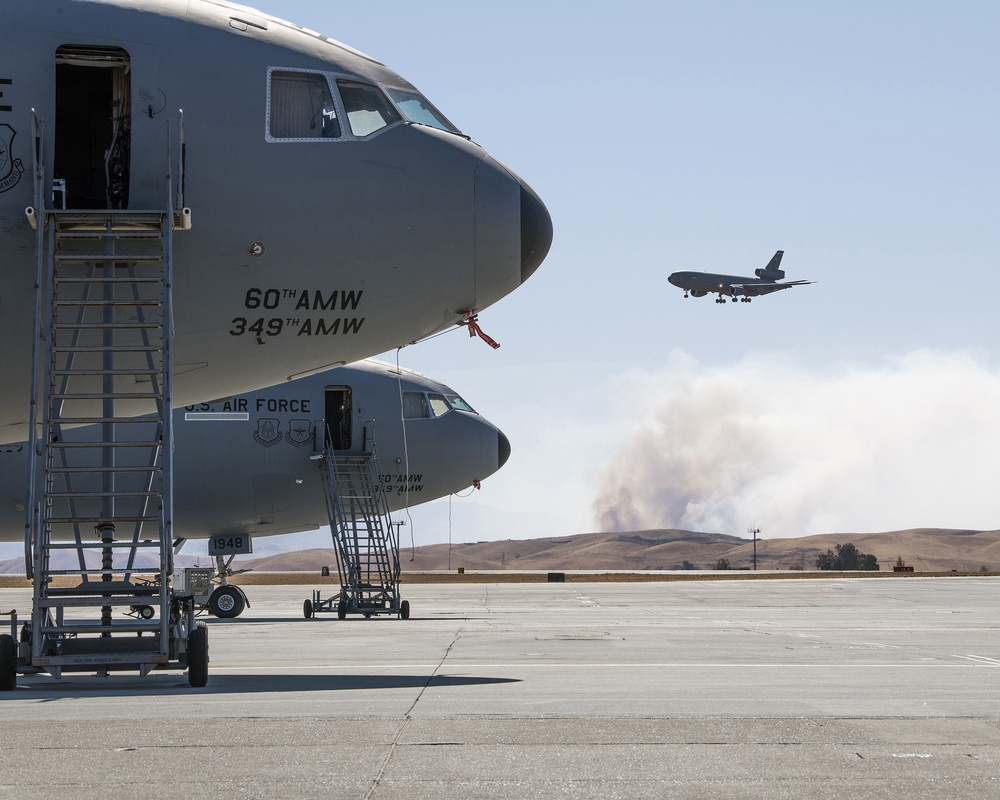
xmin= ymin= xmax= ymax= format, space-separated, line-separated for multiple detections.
xmin=23 ymin=110 xmax=46 ymax=581
xmin=159 ymin=115 xmax=176 ymax=646
xmin=177 ymin=109 xmax=186 ymax=211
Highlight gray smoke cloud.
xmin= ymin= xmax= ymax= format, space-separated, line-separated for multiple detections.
xmin=593 ymin=349 xmax=1000 ymax=536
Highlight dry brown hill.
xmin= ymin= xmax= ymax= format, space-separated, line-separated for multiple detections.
xmin=233 ymin=528 xmax=1000 ymax=574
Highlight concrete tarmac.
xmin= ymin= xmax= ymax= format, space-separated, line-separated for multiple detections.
xmin=1 ymin=577 xmax=999 ymax=798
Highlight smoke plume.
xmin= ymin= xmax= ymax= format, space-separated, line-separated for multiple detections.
xmin=593 ymin=349 xmax=1000 ymax=536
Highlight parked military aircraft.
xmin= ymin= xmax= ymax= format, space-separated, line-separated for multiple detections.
xmin=0 ymin=0 xmax=552 ymax=443
xmin=0 ymin=359 xmax=509 ymax=616
xmin=668 ymin=251 xmax=813 ymax=303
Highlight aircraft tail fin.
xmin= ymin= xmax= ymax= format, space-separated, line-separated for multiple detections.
xmin=755 ymin=250 xmax=785 ymax=280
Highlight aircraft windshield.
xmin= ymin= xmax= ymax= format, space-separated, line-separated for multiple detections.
xmin=385 ymin=87 xmax=461 ymax=134
xmin=446 ymin=394 xmax=476 ymax=413
xmin=428 ymin=394 xmax=451 ymax=417
xmin=337 ymin=80 xmax=401 ymax=137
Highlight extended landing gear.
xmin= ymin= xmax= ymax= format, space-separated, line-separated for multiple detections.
xmin=207 ymin=585 xmax=247 ymax=619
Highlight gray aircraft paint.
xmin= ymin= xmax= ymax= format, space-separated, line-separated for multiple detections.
xmin=0 ymin=359 xmax=509 ymax=543
xmin=0 ymin=0 xmax=552 ymax=442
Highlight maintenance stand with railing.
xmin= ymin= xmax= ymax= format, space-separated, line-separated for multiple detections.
xmin=0 ymin=113 xmax=205 ymax=691
xmin=303 ymin=429 xmax=410 ymax=621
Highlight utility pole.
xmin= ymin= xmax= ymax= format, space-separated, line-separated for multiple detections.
xmin=748 ymin=525 xmax=761 ymax=570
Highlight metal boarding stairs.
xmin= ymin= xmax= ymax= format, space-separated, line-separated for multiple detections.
xmin=0 ymin=113 xmax=206 ymax=689
xmin=304 ymin=432 xmax=409 ymax=620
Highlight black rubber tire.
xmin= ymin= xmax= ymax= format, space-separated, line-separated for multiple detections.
xmin=337 ymin=600 xmax=347 ymax=620
xmin=208 ymin=585 xmax=246 ymax=618
xmin=399 ymin=599 xmax=410 ymax=620
xmin=0 ymin=633 xmax=16 ymax=691
xmin=187 ymin=622 xmax=209 ymax=688
xmin=303 ymin=599 xmax=313 ymax=619
xmin=138 ymin=605 xmax=155 ymax=620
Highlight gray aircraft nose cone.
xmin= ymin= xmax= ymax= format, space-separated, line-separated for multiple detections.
xmin=519 ymin=179 xmax=552 ymax=284
xmin=497 ymin=429 xmax=511 ymax=470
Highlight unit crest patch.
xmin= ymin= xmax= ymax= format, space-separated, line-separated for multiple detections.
xmin=253 ymin=418 xmax=282 ymax=447
xmin=0 ymin=124 xmax=24 ymax=194
xmin=285 ymin=419 xmax=312 ymax=447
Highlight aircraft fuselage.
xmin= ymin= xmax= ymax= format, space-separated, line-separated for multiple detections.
xmin=0 ymin=359 xmax=509 ymax=544
xmin=668 ymin=271 xmax=788 ymax=298
xmin=0 ymin=0 xmax=552 ymax=443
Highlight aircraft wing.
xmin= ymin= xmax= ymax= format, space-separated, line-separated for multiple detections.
xmin=729 ymin=280 xmax=815 ymax=288
xmin=728 ymin=280 xmax=814 ymax=297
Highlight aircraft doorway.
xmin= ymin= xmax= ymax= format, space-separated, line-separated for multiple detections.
xmin=54 ymin=45 xmax=131 ymax=209
xmin=325 ymin=388 xmax=352 ymax=450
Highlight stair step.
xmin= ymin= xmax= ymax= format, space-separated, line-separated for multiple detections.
xmin=44 ymin=578 xmax=160 ymax=591
xmin=51 ymin=345 xmax=161 ymax=353
xmin=46 ymin=515 xmax=160 ymax=525
xmin=54 ymin=254 xmax=164 ymax=263
xmin=44 ymin=541 xmax=162 ymax=550
xmin=39 ymin=623 xmax=162 ymax=635
xmin=47 ymin=441 xmax=162 ymax=450
xmin=52 ymin=322 xmax=161 ymax=330
xmin=53 ymin=299 xmax=163 ymax=308
xmin=55 ymin=276 xmax=163 ymax=284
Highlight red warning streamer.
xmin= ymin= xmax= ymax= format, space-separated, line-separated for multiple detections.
xmin=461 ymin=310 xmax=500 ymax=350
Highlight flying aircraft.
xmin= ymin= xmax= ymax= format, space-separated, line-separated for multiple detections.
xmin=0 ymin=0 xmax=552 ymax=443
xmin=0 ymin=359 xmax=509 ymax=617
xmin=667 ymin=251 xmax=813 ymax=303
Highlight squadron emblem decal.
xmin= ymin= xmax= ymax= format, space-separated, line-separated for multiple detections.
xmin=253 ymin=418 xmax=282 ymax=447
xmin=285 ymin=419 xmax=312 ymax=448
xmin=0 ymin=124 xmax=24 ymax=194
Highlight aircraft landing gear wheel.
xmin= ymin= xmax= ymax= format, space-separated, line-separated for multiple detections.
xmin=187 ymin=622 xmax=209 ymax=688
xmin=399 ymin=600 xmax=410 ymax=620
xmin=0 ymin=633 xmax=16 ymax=691
xmin=208 ymin=585 xmax=246 ymax=618
xmin=303 ymin=599 xmax=313 ymax=619
xmin=337 ymin=601 xmax=347 ymax=620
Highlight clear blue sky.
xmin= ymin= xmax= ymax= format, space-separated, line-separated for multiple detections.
xmin=255 ymin=0 xmax=1000 ymax=549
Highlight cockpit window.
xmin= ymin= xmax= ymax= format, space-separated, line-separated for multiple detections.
xmin=427 ymin=394 xmax=451 ymax=417
xmin=385 ymin=87 xmax=461 ymax=134
xmin=402 ymin=392 xmax=429 ymax=419
xmin=446 ymin=394 xmax=476 ymax=414
xmin=336 ymin=80 xmax=401 ymax=137
xmin=267 ymin=70 xmax=341 ymax=140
